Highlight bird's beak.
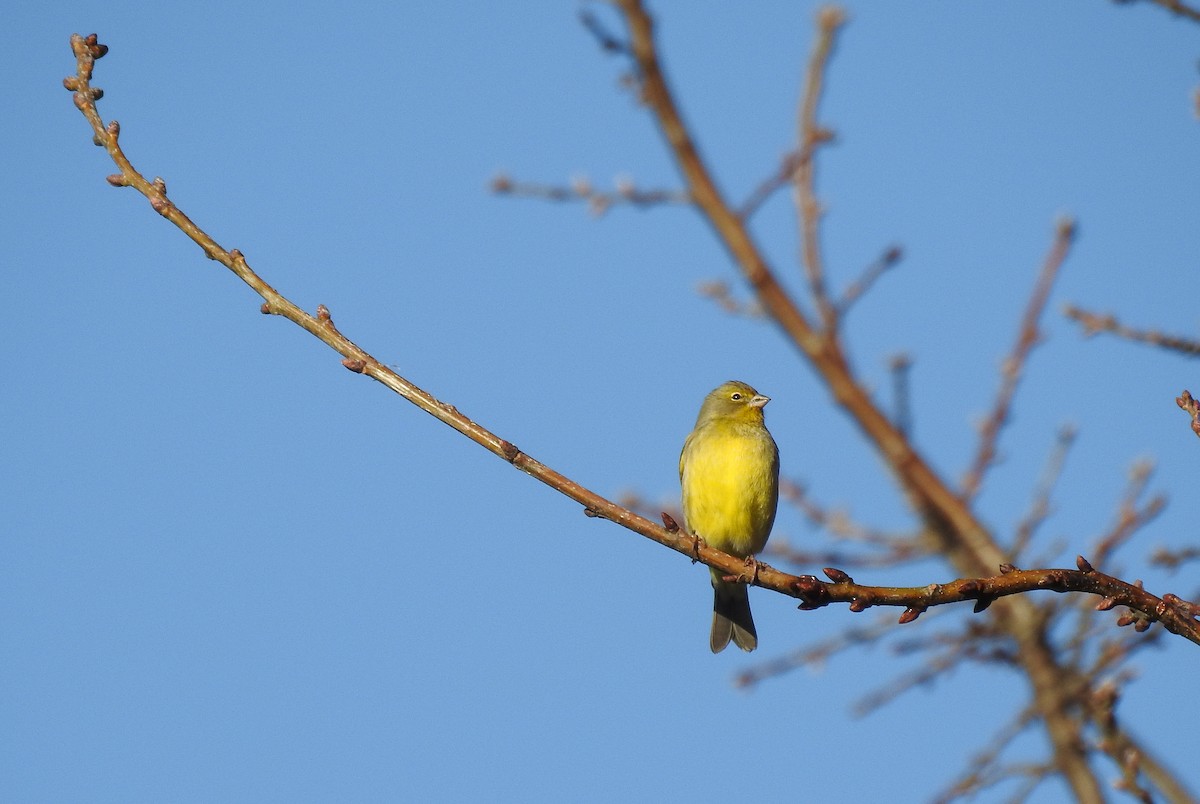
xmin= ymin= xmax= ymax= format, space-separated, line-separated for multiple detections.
xmin=749 ymin=394 xmax=771 ymax=409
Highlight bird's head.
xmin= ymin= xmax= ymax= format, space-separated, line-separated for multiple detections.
xmin=695 ymin=380 xmax=771 ymax=427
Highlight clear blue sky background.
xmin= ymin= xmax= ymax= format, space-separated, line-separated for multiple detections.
xmin=5 ymin=2 xmax=1199 ymax=801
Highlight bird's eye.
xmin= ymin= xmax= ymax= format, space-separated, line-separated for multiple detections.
xmin=731 ymin=392 xmax=742 ymax=401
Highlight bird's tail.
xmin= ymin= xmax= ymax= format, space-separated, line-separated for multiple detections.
xmin=711 ymin=579 xmax=757 ymax=653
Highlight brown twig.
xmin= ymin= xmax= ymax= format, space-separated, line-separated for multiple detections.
xmin=1175 ymin=390 xmax=1200 ymax=438
xmin=738 ymin=151 xmax=802 ymax=220
xmin=778 ymin=478 xmax=907 ymax=548
xmin=837 ymin=245 xmax=903 ymax=312
xmin=887 ymin=352 xmax=913 ymax=437
xmin=1063 ymin=305 xmax=1200 ymax=356
xmin=734 ymin=614 xmax=897 ymax=689
xmin=1010 ymin=425 xmax=1077 ymax=560
xmin=1092 ymin=460 xmax=1164 ymax=571
xmin=489 ymin=173 xmax=690 ymax=216
xmin=695 ymin=279 xmax=764 ymax=317
xmin=1115 ymin=0 xmax=1200 ymax=23
xmin=793 ymin=6 xmax=845 ymax=333
xmin=961 ymin=218 xmax=1076 ymax=501
xmin=1149 ymin=544 xmax=1200 ymax=571
xmin=933 ymin=707 xmax=1039 ymax=803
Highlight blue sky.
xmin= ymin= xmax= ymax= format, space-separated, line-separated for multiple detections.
xmin=5 ymin=1 xmax=1200 ymax=801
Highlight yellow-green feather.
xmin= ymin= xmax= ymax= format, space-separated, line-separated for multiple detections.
xmin=679 ymin=381 xmax=780 ymax=653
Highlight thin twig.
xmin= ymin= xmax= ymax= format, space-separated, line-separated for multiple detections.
xmin=838 ymin=245 xmax=903 ymax=312
xmin=961 ymin=219 xmax=1076 ymax=501
xmin=888 ymin=352 xmax=913 ymax=437
xmin=933 ymin=707 xmax=1039 ymax=804
xmin=1175 ymin=390 xmax=1200 ymax=438
xmin=738 ymin=151 xmax=801 ymax=220
xmin=1010 ymin=425 xmax=1077 ymax=560
xmin=490 ymin=173 xmax=690 ymax=216
xmin=1063 ymin=305 xmax=1200 ymax=356
xmin=1115 ymin=0 xmax=1200 ymax=24
xmin=793 ymin=6 xmax=845 ymax=333
xmin=695 ymin=279 xmax=764 ymax=317
xmin=734 ymin=615 xmax=896 ymax=688
xmin=1092 ymin=460 xmax=1164 ymax=571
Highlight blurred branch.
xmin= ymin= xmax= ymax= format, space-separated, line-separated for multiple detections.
xmin=837 ymin=246 xmax=903 ymax=312
xmin=1063 ymin=304 xmax=1200 ymax=356
xmin=490 ymin=173 xmax=690 ymax=216
xmin=610 ymin=4 xmax=1173 ymax=796
xmin=734 ymin=615 xmax=896 ymax=689
xmin=1149 ymin=544 xmax=1200 ymax=571
xmin=887 ymin=351 xmax=913 ymax=437
xmin=695 ymin=279 xmax=764 ymax=317
xmin=960 ymin=219 xmax=1075 ymax=501
xmin=1010 ymin=424 xmax=1077 ymax=560
xmin=1092 ymin=460 xmax=1165 ymax=571
xmin=1114 ymin=0 xmax=1200 ymax=23
xmin=793 ymin=6 xmax=845 ymax=332
xmin=739 ymin=151 xmax=801 ymax=219
xmin=933 ymin=707 xmax=1042 ymax=803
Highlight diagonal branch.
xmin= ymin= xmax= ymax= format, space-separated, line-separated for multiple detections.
xmin=1115 ymin=0 xmax=1200 ymax=24
xmin=70 ymin=32 xmax=1200 ymax=648
xmin=960 ymin=219 xmax=1075 ymax=501
xmin=1063 ymin=305 xmax=1200 ymax=356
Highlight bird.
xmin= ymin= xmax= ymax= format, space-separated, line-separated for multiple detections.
xmin=679 ymin=380 xmax=780 ymax=653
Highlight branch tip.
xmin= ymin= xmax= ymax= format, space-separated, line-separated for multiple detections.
xmin=660 ymin=512 xmax=679 ymax=532
xmin=1076 ymin=555 xmax=1095 ymax=573
xmin=817 ymin=5 xmax=847 ymax=30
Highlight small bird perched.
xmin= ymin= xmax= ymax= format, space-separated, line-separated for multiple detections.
xmin=679 ymin=381 xmax=780 ymax=653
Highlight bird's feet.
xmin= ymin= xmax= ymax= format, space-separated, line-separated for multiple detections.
xmin=690 ymin=533 xmax=706 ymax=564
xmin=740 ymin=555 xmax=761 ymax=586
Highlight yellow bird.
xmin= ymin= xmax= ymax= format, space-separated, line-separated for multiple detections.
xmin=680 ymin=381 xmax=780 ymax=653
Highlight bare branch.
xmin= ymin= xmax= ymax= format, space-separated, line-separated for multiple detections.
xmin=1011 ymin=425 xmax=1077 ymax=560
xmin=1149 ymin=544 xmax=1200 ymax=572
xmin=793 ymin=6 xmax=845 ymax=333
xmin=1114 ymin=0 xmax=1200 ymax=24
xmin=734 ymin=615 xmax=896 ymax=689
xmin=961 ymin=218 xmax=1076 ymax=500
xmin=1063 ymin=305 xmax=1200 ymax=356
xmin=887 ymin=351 xmax=913 ymax=437
xmin=1092 ymin=460 xmax=1164 ymax=571
xmin=933 ymin=707 xmax=1039 ymax=803
xmin=490 ymin=173 xmax=690 ymax=216
xmin=695 ymin=279 xmax=764 ymax=317
xmin=837 ymin=245 xmax=904 ymax=312
xmin=738 ymin=151 xmax=801 ymax=220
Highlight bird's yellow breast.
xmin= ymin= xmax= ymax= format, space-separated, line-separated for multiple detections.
xmin=679 ymin=419 xmax=779 ymax=558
